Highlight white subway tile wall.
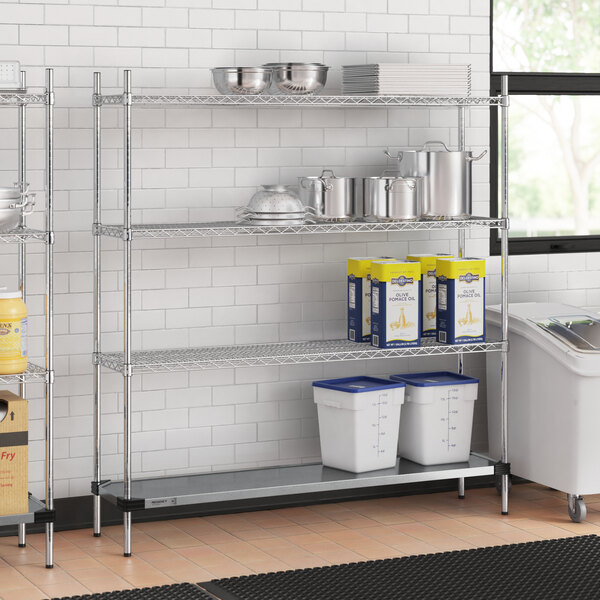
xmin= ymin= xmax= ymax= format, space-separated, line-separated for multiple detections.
xmin=0 ymin=0 xmax=582 ymax=500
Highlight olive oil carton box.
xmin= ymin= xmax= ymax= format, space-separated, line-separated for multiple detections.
xmin=0 ymin=390 xmax=28 ymax=516
xmin=436 ymin=258 xmax=485 ymax=344
xmin=406 ymin=253 xmax=453 ymax=338
xmin=370 ymin=260 xmax=421 ymax=348
xmin=347 ymin=257 xmax=396 ymax=343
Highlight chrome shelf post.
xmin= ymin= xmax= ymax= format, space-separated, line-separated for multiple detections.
xmin=17 ymin=69 xmax=27 ymax=549
xmin=93 ymin=72 xmax=102 ymax=538
xmin=500 ymin=75 xmax=510 ymax=515
xmin=44 ymin=67 xmax=55 ymax=569
xmin=122 ymin=70 xmax=133 ymax=557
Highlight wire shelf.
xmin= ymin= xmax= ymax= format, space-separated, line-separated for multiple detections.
xmin=96 ymin=94 xmax=503 ymax=107
xmin=96 ymin=217 xmax=507 ymax=240
xmin=0 ymin=93 xmax=46 ymax=106
xmin=0 ymin=228 xmax=47 ymax=243
xmin=98 ymin=338 xmax=506 ymax=374
xmin=0 ymin=362 xmax=47 ymax=384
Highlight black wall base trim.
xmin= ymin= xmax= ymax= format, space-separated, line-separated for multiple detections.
xmin=0 ymin=475 xmax=523 ymax=537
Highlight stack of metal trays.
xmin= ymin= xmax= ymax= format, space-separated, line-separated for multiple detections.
xmin=342 ymin=64 xmax=471 ymax=96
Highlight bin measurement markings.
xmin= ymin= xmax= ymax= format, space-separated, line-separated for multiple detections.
xmin=441 ymin=388 xmax=459 ymax=452
xmin=373 ymin=393 xmax=389 ymax=456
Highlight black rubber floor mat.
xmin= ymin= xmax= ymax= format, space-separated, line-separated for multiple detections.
xmin=201 ymin=535 xmax=600 ymax=600
xmin=52 ymin=582 xmax=219 ymax=600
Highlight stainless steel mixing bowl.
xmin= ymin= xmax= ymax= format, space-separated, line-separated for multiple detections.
xmin=266 ymin=63 xmax=329 ymax=95
xmin=211 ymin=67 xmax=272 ymax=95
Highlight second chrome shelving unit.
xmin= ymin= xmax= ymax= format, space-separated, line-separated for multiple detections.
xmin=0 ymin=69 xmax=55 ymax=568
xmin=92 ymin=70 xmax=510 ymax=557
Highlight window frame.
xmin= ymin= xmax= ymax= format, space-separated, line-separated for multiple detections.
xmin=489 ymin=1 xmax=600 ymax=256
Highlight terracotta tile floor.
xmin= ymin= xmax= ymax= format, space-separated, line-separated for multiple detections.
xmin=2 ymin=483 xmax=600 ymax=599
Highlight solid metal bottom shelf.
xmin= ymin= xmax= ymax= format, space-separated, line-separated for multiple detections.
xmin=0 ymin=495 xmax=53 ymax=527
xmin=99 ymin=455 xmax=495 ymax=511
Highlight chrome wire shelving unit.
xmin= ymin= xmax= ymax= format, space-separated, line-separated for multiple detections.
xmin=92 ymin=70 xmax=510 ymax=557
xmin=0 ymin=69 xmax=55 ymax=568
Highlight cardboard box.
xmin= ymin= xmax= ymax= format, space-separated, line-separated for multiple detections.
xmin=0 ymin=390 xmax=28 ymax=516
xmin=436 ymin=258 xmax=486 ymax=344
xmin=370 ymin=260 xmax=421 ymax=348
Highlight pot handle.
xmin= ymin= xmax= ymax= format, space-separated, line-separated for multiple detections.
xmin=421 ymin=140 xmax=451 ymax=152
xmin=23 ymin=194 xmax=36 ymax=216
xmin=10 ymin=193 xmax=36 ymax=215
xmin=299 ymin=177 xmax=314 ymax=190
xmin=10 ymin=192 xmax=36 ymax=211
xmin=466 ymin=149 xmax=488 ymax=162
xmin=317 ymin=169 xmax=334 ymax=191
xmin=384 ymin=149 xmax=403 ymax=163
xmin=385 ymin=179 xmax=416 ymax=192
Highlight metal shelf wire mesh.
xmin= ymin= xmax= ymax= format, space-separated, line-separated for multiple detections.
xmin=0 ymin=93 xmax=46 ymax=106
xmin=0 ymin=362 xmax=47 ymax=384
xmin=97 ymin=217 xmax=507 ymax=240
xmin=96 ymin=94 xmax=503 ymax=107
xmin=98 ymin=338 xmax=506 ymax=374
xmin=0 ymin=228 xmax=47 ymax=243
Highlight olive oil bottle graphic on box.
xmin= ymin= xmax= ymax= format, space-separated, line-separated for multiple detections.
xmin=436 ymin=257 xmax=485 ymax=344
xmin=370 ymin=260 xmax=421 ymax=348
xmin=406 ymin=253 xmax=453 ymax=337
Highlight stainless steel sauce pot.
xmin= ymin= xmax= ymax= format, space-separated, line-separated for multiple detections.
xmin=387 ymin=142 xmax=487 ymax=218
xmin=299 ymin=169 xmax=356 ymax=221
xmin=363 ymin=174 xmax=422 ymax=221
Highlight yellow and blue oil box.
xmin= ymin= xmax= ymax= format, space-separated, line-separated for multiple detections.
xmin=347 ymin=257 xmax=395 ymax=343
xmin=370 ymin=260 xmax=421 ymax=348
xmin=436 ymin=257 xmax=485 ymax=344
xmin=406 ymin=253 xmax=453 ymax=338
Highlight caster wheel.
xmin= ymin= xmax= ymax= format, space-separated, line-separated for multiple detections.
xmin=495 ymin=474 xmax=512 ymax=495
xmin=568 ymin=496 xmax=586 ymax=523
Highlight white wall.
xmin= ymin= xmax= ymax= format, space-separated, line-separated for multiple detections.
xmin=0 ymin=0 xmax=582 ymax=501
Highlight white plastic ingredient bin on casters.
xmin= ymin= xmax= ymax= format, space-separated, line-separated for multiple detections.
xmin=390 ymin=371 xmax=479 ymax=465
xmin=312 ymin=376 xmax=406 ymax=473
xmin=487 ymin=302 xmax=600 ymax=522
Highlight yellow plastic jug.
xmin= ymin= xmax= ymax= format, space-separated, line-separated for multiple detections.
xmin=0 ymin=289 xmax=27 ymax=374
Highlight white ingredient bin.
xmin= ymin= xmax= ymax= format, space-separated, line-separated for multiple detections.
xmin=390 ymin=371 xmax=479 ymax=465
xmin=487 ymin=303 xmax=600 ymax=522
xmin=312 ymin=376 xmax=406 ymax=473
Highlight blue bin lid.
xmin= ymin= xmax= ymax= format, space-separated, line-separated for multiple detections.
xmin=389 ymin=371 xmax=479 ymax=387
xmin=312 ymin=376 xmax=406 ymax=393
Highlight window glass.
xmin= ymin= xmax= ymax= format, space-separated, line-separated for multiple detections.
xmin=507 ymin=95 xmax=600 ymax=237
xmin=493 ymin=0 xmax=600 ymax=73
